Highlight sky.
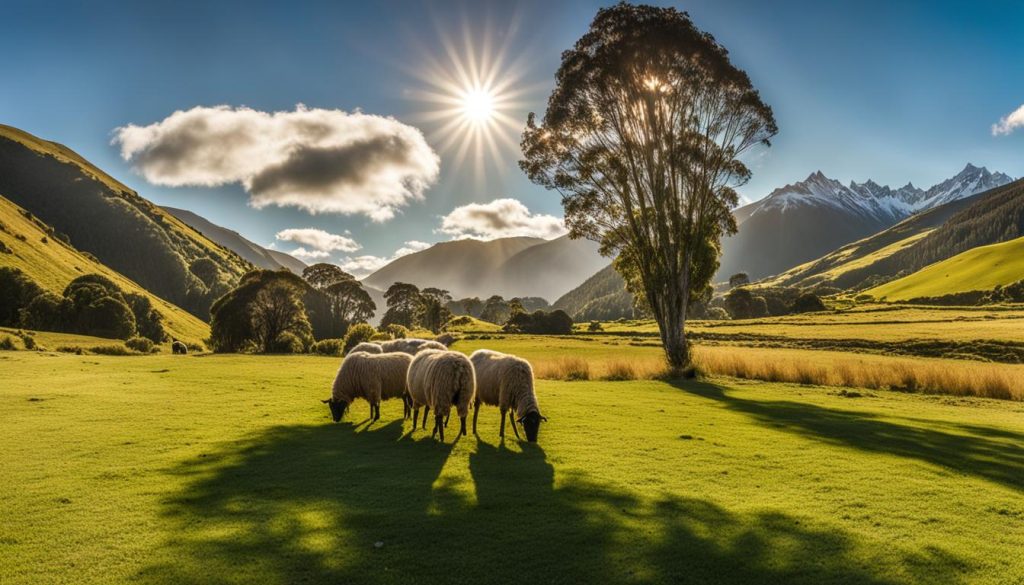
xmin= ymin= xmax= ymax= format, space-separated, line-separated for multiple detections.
xmin=2 ymin=0 xmax=1022 ymax=275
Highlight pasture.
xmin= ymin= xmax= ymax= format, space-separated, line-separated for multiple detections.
xmin=2 ymin=349 xmax=1022 ymax=585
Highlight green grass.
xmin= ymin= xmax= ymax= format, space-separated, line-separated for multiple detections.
xmin=867 ymin=235 xmax=1024 ymax=301
xmin=0 ymin=197 xmax=210 ymax=344
xmin=2 ymin=351 xmax=1022 ymax=584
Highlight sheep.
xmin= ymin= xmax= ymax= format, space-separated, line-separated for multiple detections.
xmin=322 ymin=352 xmax=413 ymax=423
xmin=348 ymin=341 xmax=383 ymax=355
xmin=171 ymin=340 xmax=187 ymax=355
xmin=470 ymin=349 xmax=547 ymax=442
xmin=406 ymin=349 xmax=475 ymax=442
xmin=381 ymin=338 xmax=447 ymax=355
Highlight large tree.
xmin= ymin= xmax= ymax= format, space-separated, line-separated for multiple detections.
xmin=325 ymin=278 xmax=376 ymax=334
xmin=250 ymin=280 xmax=312 ymax=353
xmin=380 ymin=282 xmax=423 ymax=329
xmin=520 ymin=3 xmax=776 ymax=368
xmin=302 ymin=263 xmax=351 ymax=291
xmin=420 ymin=287 xmax=452 ymax=333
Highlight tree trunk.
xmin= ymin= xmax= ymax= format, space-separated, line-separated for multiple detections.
xmin=659 ymin=298 xmax=689 ymax=370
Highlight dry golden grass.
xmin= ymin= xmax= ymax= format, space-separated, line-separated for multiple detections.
xmin=693 ymin=346 xmax=1022 ymax=401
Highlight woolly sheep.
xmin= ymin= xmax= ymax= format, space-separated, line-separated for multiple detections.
xmin=470 ymin=349 xmax=547 ymax=442
xmin=322 ymin=352 xmax=413 ymax=423
xmin=381 ymin=338 xmax=447 ymax=355
xmin=406 ymin=349 xmax=475 ymax=441
xmin=171 ymin=340 xmax=187 ymax=355
xmin=348 ymin=341 xmax=383 ymax=355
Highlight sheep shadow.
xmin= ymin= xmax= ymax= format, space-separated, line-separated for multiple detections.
xmin=675 ymin=380 xmax=1024 ymax=492
xmin=134 ymin=417 xmax=937 ymax=584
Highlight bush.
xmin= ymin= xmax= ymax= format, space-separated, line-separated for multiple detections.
xmin=588 ymin=321 xmax=603 ymax=332
xmin=705 ymin=306 xmax=730 ymax=320
xmin=89 ymin=344 xmax=134 ymax=356
xmin=504 ymin=309 xmax=574 ymax=334
xmin=791 ymin=293 xmax=827 ymax=313
xmin=0 ymin=267 xmax=43 ymax=326
xmin=20 ymin=292 xmax=67 ymax=331
xmin=0 ymin=335 xmax=18 ymax=350
xmin=370 ymin=332 xmax=392 ymax=341
xmin=312 ymin=338 xmax=345 ymax=356
xmin=186 ymin=342 xmax=205 ymax=353
xmin=19 ymin=332 xmax=36 ymax=350
xmin=343 ymin=323 xmax=377 ymax=354
xmin=125 ymin=336 xmax=154 ymax=353
xmin=380 ymin=324 xmax=409 ymax=339
xmin=267 ymin=332 xmax=305 ymax=354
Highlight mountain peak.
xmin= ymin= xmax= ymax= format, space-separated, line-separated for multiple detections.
xmin=962 ymin=163 xmax=982 ymax=173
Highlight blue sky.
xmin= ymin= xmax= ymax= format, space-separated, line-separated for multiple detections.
xmin=2 ymin=0 xmax=1022 ymax=273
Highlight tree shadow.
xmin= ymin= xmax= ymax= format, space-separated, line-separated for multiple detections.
xmin=136 ymin=420 xmax=963 ymax=584
xmin=676 ymin=380 xmax=1023 ymax=492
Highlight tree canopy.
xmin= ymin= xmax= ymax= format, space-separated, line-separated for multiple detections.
xmin=521 ymin=3 xmax=776 ymax=367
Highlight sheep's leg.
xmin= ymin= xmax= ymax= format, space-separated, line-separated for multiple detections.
xmin=435 ymin=414 xmax=445 ymax=442
xmin=499 ymin=408 xmax=507 ymax=437
xmin=423 ymin=406 xmax=430 ymax=430
xmin=444 ymin=411 xmax=450 ymax=428
xmin=412 ymin=407 xmax=420 ymax=430
xmin=509 ymin=410 xmax=521 ymax=440
xmin=460 ymin=416 xmax=467 ymax=436
xmin=472 ymin=400 xmax=480 ymax=435
xmin=403 ymin=395 xmax=411 ymax=420
xmin=373 ymin=402 xmax=381 ymax=421
xmin=368 ymin=402 xmax=374 ymax=420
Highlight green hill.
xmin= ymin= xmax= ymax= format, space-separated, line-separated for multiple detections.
xmin=0 ymin=124 xmax=252 ymax=318
xmin=553 ymin=263 xmax=636 ymax=321
xmin=0 ymin=195 xmax=209 ymax=344
xmin=865 ymin=235 xmax=1024 ymax=301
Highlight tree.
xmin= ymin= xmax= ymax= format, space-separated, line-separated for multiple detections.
xmin=507 ymin=298 xmax=526 ymax=317
xmin=380 ymin=282 xmax=423 ymax=329
xmin=420 ymin=288 xmax=452 ymax=333
xmin=728 ymin=273 xmax=750 ymax=289
xmin=324 ymin=278 xmax=376 ymax=335
xmin=0 ymin=267 xmax=42 ymax=326
xmin=455 ymin=297 xmax=483 ymax=317
xmin=479 ymin=295 xmax=510 ymax=324
xmin=791 ymin=293 xmax=826 ymax=313
xmin=250 ymin=280 xmax=312 ymax=353
xmin=189 ymin=258 xmax=220 ymax=288
xmin=520 ymin=3 xmax=777 ymax=369
xmin=302 ymin=263 xmax=352 ymax=291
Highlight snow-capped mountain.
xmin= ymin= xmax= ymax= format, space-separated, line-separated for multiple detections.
xmin=718 ymin=164 xmax=1013 ymax=280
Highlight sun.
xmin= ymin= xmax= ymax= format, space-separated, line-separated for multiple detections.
xmin=461 ymin=87 xmax=495 ymax=124
xmin=405 ymin=22 xmax=542 ymax=184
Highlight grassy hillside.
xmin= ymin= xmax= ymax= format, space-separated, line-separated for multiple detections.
xmin=0 ymin=196 xmax=209 ymax=344
xmin=866 ymin=235 xmax=1024 ymax=301
xmin=553 ymin=263 xmax=635 ymax=320
xmin=1 ymin=351 xmax=1021 ymax=584
xmin=0 ymin=124 xmax=252 ymax=318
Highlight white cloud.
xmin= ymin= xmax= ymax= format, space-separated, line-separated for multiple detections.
xmin=340 ymin=240 xmax=434 ymax=278
xmin=113 ymin=104 xmax=440 ymax=221
xmin=289 ymin=247 xmax=331 ymax=260
xmin=992 ymin=104 xmax=1024 ymax=136
xmin=438 ymin=198 xmax=566 ymax=240
xmin=275 ymin=228 xmax=361 ymax=252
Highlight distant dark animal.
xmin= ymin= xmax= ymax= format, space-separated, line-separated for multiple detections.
xmin=171 ymin=341 xmax=188 ymax=355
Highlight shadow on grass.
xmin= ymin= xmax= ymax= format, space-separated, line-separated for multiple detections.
xmin=677 ymin=380 xmax=1024 ymax=492
xmin=137 ymin=419 xmax=955 ymax=585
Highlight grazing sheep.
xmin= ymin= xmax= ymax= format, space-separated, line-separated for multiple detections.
xmin=406 ymin=349 xmax=475 ymax=441
xmin=381 ymin=338 xmax=446 ymax=355
xmin=171 ymin=340 xmax=187 ymax=355
xmin=322 ymin=352 xmax=413 ymax=423
xmin=470 ymin=349 xmax=547 ymax=442
xmin=348 ymin=341 xmax=383 ymax=355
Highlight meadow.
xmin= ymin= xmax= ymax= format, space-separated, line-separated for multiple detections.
xmin=2 ymin=348 xmax=1023 ymax=585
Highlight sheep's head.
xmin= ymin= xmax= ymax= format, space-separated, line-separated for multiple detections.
xmin=518 ymin=411 xmax=547 ymax=443
xmin=321 ymin=398 xmax=349 ymax=422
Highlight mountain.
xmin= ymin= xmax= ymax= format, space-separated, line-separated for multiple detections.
xmin=0 ymin=195 xmax=209 ymax=344
xmin=719 ymin=164 xmax=1014 ymax=280
xmin=765 ymin=177 xmax=1024 ymax=291
xmin=161 ymin=206 xmax=306 ymax=274
xmin=553 ymin=263 xmax=635 ymax=321
xmin=865 ymin=235 xmax=1024 ymax=302
xmin=0 ymin=124 xmax=251 ymax=318
xmin=362 ymin=235 xmax=605 ymax=302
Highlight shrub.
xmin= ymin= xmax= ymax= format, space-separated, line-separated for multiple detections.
xmin=312 ymin=338 xmax=345 ymax=356
xmin=56 ymin=345 xmax=85 ymax=354
xmin=186 ymin=342 xmax=205 ymax=353
xmin=125 ymin=336 xmax=154 ymax=353
xmin=588 ymin=321 xmax=603 ymax=332
xmin=705 ymin=306 xmax=730 ymax=320
xmin=0 ymin=267 xmax=43 ymax=326
xmin=380 ymin=324 xmax=409 ymax=339
xmin=0 ymin=335 xmax=18 ymax=350
xmin=0 ymin=240 xmax=11 ymax=253
xmin=89 ymin=344 xmax=134 ymax=356
xmin=343 ymin=323 xmax=377 ymax=354
xmin=504 ymin=309 xmax=574 ymax=334
xmin=19 ymin=332 xmax=36 ymax=350
xmin=267 ymin=332 xmax=305 ymax=354
xmin=538 ymin=357 xmax=591 ymax=381
xmin=370 ymin=332 xmax=392 ymax=341
xmin=791 ymin=293 xmax=826 ymax=313
xmin=602 ymin=360 xmax=637 ymax=381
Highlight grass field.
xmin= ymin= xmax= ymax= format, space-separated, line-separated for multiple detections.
xmin=866 ymin=236 xmax=1024 ymax=301
xmin=2 ymin=350 xmax=1022 ymax=585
